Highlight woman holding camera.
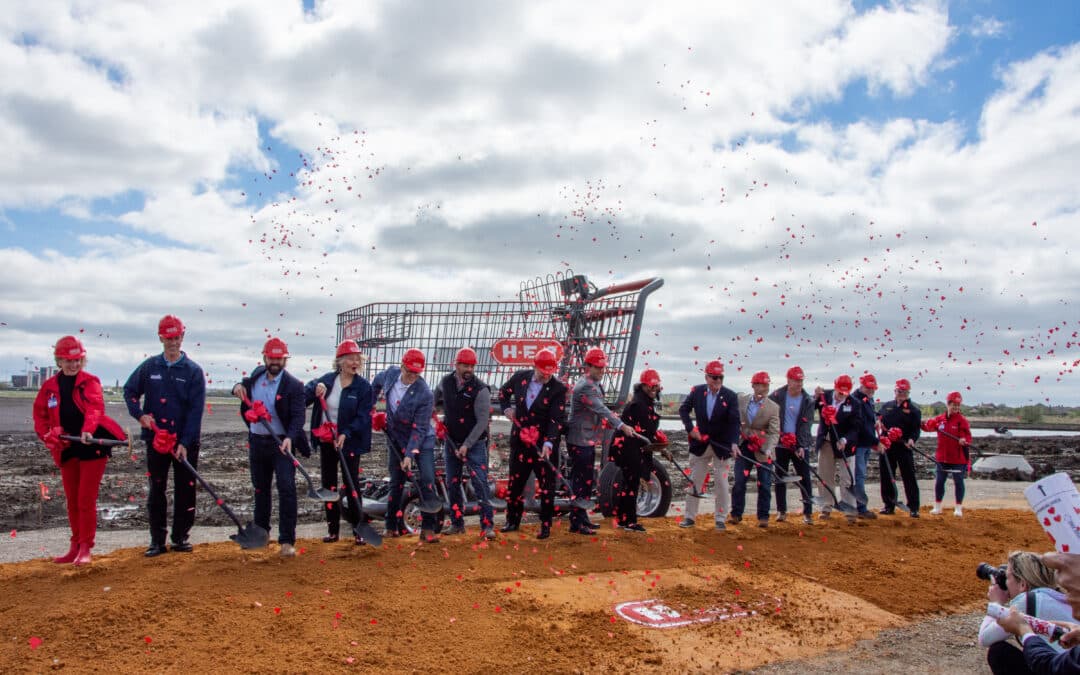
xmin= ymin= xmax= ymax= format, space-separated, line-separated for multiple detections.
xmin=979 ymin=550 xmax=1075 ymax=674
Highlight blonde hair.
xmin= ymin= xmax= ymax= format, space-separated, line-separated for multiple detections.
xmin=1008 ymin=551 xmax=1058 ymax=591
xmin=334 ymin=352 xmax=366 ymax=373
xmin=54 ymin=356 xmax=87 ymax=369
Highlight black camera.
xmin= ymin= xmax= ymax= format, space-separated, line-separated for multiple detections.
xmin=977 ymin=562 xmax=1008 ymax=591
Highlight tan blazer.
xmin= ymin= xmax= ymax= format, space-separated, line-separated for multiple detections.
xmin=738 ymin=393 xmax=780 ymax=460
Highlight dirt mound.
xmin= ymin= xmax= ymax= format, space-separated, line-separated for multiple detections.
xmin=0 ymin=509 xmax=1047 ymax=673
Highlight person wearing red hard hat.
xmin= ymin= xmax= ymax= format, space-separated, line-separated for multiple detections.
xmin=923 ymin=390 xmax=972 ymax=517
xmin=123 ymin=315 xmax=206 ymax=557
xmin=433 ymin=347 xmax=496 ymax=540
xmin=611 ymin=368 xmax=666 ymax=532
xmin=769 ymin=366 xmax=816 ymax=525
xmin=305 ymin=340 xmax=373 ymax=544
xmin=729 ymin=372 xmax=781 ymax=528
xmin=812 ymin=374 xmax=863 ymax=522
xmin=232 ymin=337 xmax=312 ymax=557
xmin=846 ymin=373 xmax=882 ymax=521
xmin=876 ymin=378 xmax=923 ymax=518
xmin=566 ymin=347 xmax=635 ymax=535
xmin=497 ymin=347 xmax=568 ymax=539
xmin=678 ymin=359 xmax=741 ymax=531
xmin=371 ymin=348 xmax=441 ymax=542
xmin=33 ymin=336 xmax=127 ymax=566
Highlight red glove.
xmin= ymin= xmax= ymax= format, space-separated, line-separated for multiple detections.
xmin=434 ymin=418 xmax=448 ymax=441
xmin=780 ymin=432 xmax=797 ymax=449
xmin=312 ymin=422 xmax=336 ymax=443
xmin=372 ymin=411 xmax=387 ymax=432
xmin=880 ymin=436 xmax=892 ymax=449
xmin=887 ymin=427 xmax=903 ymax=442
xmin=743 ymin=433 xmax=763 ymax=453
xmin=43 ymin=426 xmax=68 ymax=466
xmin=821 ymin=405 xmax=838 ymax=426
xmin=152 ymin=429 xmax=178 ymax=455
xmin=655 ymin=430 xmax=669 ymax=444
xmin=243 ymin=400 xmax=271 ymax=424
xmin=519 ymin=426 xmax=541 ymax=447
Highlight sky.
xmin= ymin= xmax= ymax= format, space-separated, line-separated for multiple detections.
xmin=1 ymin=0 xmax=1078 ymax=405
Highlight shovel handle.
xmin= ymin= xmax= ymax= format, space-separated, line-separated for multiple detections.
xmin=59 ymin=434 xmax=132 ymax=450
xmin=177 ymin=457 xmax=245 ymax=531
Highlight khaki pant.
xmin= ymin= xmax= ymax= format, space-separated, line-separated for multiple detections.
xmin=684 ymin=447 xmax=734 ymax=523
xmin=817 ymin=446 xmax=857 ymax=514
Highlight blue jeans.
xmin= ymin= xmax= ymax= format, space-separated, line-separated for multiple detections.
xmin=387 ymin=445 xmax=438 ymax=532
xmin=731 ymin=454 xmax=774 ymax=521
xmin=445 ymin=438 xmax=494 ymax=529
xmin=567 ymin=444 xmax=596 ymax=529
xmin=934 ymin=463 xmax=966 ymax=503
xmin=249 ymin=434 xmax=297 ymax=545
xmin=854 ymin=447 xmax=873 ymax=513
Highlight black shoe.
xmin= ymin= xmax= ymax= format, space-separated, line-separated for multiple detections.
xmin=501 ymin=523 xmax=520 ymax=533
xmin=170 ymin=541 xmax=193 ymax=553
xmin=621 ymin=523 xmax=646 ymax=533
xmin=536 ymin=526 xmax=550 ymax=540
xmin=571 ymin=525 xmax=597 ymax=536
xmin=323 ymin=534 xmax=340 ymax=543
xmin=910 ymin=511 xmax=921 ymax=519
xmin=879 ymin=507 xmax=895 ymax=515
xmin=144 ymin=543 xmax=167 ymax=558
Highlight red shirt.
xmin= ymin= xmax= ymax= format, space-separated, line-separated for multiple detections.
xmin=33 ymin=370 xmax=126 ymax=462
xmin=922 ymin=412 xmax=972 ymax=465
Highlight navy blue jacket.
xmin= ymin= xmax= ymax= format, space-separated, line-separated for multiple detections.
xmin=123 ymin=352 xmax=206 ymax=450
xmin=236 ymin=366 xmax=312 ymax=457
xmin=371 ymin=366 xmax=435 ymax=456
xmin=678 ymin=384 xmax=740 ymax=458
xmin=851 ymin=390 xmax=880 ymax=447
xmin=814 ymin=390 xmax=861 ymax=458
xmin=878 ymin=399 xmax=922 ymax=444
xmin=1023 ymin=638 xmax=1080 ymax=674
xmin=304 ymin=372 xmax=372 ymax=455
xmin=768 ymin=386 xmax=815 ymax=452
xmin=497 ymin=369 xmax=567 ymax=451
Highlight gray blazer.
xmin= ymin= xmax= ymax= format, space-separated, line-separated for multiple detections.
xmin=566 ymin=376 xmax=623 ymax=447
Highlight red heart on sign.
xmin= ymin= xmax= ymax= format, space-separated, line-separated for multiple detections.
xmin=1045 ymin=518 xmax=1052 ymax=526
xmin=1054 ymin=515 xmax=1062 ymax=522
xmin=1049 ymin=507 xmax=1057 ymax=515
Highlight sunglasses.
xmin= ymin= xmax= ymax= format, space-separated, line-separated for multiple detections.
xmin=706 ymin=374 xmax=723 ymax=381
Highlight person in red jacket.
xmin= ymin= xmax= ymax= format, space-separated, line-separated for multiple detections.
xmin=32 ymin=336 xmax=127 ymax=565
xmin=923 ymin=391 xmax=972 ymax=517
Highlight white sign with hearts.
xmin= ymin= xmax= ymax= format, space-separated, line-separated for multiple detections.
xmin=1024 ymin=472 xmax=1080 ymax=554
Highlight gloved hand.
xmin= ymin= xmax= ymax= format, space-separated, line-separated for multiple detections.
xmin=372 ymin=411 xmax=387 ymax=432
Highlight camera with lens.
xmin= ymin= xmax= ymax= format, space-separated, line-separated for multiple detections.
xmin=977 ymin=562 xmax=1007 ymax=590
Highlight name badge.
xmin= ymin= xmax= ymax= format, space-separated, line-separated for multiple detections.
xmin=48 ymin=394 xmax=58 ymax=408
xmin=150 ymin=374 xmax=163 ymax=380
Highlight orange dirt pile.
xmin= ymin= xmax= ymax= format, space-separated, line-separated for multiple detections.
xmin=1 ymin=510 xmax=1046 ymax=673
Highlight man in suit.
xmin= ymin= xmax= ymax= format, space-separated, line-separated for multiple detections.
xmin=769 ymin=366 xmax=816 ymax=525
xmin=678 ymin=360 xmax=741 ymax=531
xmin=814 ymin=375 xmax=862 ymax=523
xmin=232 ymin=337 xmax=312 ymax=557
xmin=498 ymin=348 xmax=568 ymax=539
xmin=730 ymin=372 xmax=781 ymax=528
xmin=371 ymin=348 xmax=440 ymax=543
xmin=877 ymin=378 xmax=922 ymax=518
xmin=566 ymin=348 xmax=634 ymax=535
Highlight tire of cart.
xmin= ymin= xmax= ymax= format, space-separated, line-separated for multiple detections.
xmin=401 ymin=493 xmax=446 ymax=534
xmin=597 ymin=461 xmax=672 ymax=518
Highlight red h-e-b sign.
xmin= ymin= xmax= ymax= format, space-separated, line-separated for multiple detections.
xmin=490 ymin=339 xmax=563 ymax=365
xmin=342 ymin=319 xmax=364 ymax=341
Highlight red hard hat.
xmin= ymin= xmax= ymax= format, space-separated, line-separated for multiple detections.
xmin=158 ymin=315 xmax=185 ymax=339
xmin=54 ymin=335 xmax=86 ymax=360
xmin=584 ymin=347 xmax=607 ymax=368
xmin=262 ymin=337 xmax=290 ymax=359
xmin=704 ymin=360 xmax=724 ymax=377
xmin=895 ymin=378 xmax=911 ymax=391
xmin=786 ymin=366 xmax=805 ymax=380
xmin=402 ymin=348 xmax=426 ymax=373
xmin=534 ymin=348 xmax=559 ymax=376
xmin=859 ymin=373 xmax=878 ymax=389
xmin=751 ymin=371 xmax=770 ymax=385
xmin=834 ymin=375 xmax=853 ymax=394
xmin=335 ymin=340 xmax=361 ymax=358
xmin=455 ymin=347 xmax=478 ymax=365
xmin=946 ymin=391 xmax=963 ymax=404
xmin=639 ymin=369 xmax=661 ymax=387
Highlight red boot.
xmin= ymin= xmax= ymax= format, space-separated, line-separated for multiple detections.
xmin=53 ymin=542 xmax=79 ymax=564
xmin=72 ymin=544 xmax=92 ymax=566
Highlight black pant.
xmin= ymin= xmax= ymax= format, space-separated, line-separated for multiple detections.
xmin=566 ymin=444 xmax=595 ymax=529
xmin=146 ymin=441 xmax=199 ymax=546
xmin=987 ymin=641 xmax=1032 ymax=675
xmin=318 ymin=441 xmax=364 ymax=537
xmin=505 ymin=441 xmax=556 ymax=528
xmin=613 ymin=443 xmax=651 ymax=525
xmin=774 ymin=446 xmax=813 ymax=516
xmin=880 ymin=445 xmax=920 ymax=511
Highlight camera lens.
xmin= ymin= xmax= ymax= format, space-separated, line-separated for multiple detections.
xmin=976 ymin=563 xmax=996 ymax=581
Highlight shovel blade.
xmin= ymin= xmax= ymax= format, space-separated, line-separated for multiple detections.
xmin=353 ymin=521 xmax=383 ymax=547
xmin=418 ymin=499 xmax=444 ymax=514
xmin=571 ymin=498 xmax=595 ymax=511
xmin=230 ymin=522 xmax=270 ymax=549
xmin=834 ymin=501 xmax=857 ymax=514
xmin=777 ymin=474 xmax=803 ymax=484
xmin=310 ymin=488 xmax=341 ymax=502
xmin=894 ymin=502 xmax=911 ymax=514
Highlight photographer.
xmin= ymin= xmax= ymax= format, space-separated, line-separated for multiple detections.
xmin=980 ymin=551 xmax=1075 ymax=674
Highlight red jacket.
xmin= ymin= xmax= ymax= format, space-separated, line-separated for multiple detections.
xmin=33 ymin=370 xmax=126 ymax=465
xmin=922 ymin=411 xmax=972 ymax=465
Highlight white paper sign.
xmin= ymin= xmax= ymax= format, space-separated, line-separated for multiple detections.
xmin=1024 ymin=472 xmax=1080 ymax=554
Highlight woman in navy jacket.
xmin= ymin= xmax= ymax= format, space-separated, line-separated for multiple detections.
xmin=306 ymin=340 xmax=373 ymax=543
